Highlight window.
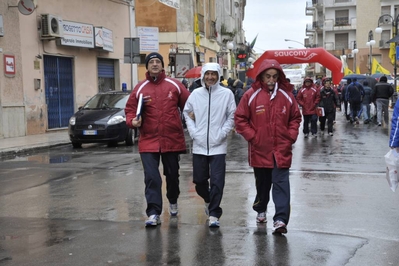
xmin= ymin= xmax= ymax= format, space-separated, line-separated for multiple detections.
xmin=381 ymin=6 xmax=390 ymax=16
xmin=335 ymin=10 xmax=349 ymax=26
xmin=335 ymin=33 xmax=349 ymax=50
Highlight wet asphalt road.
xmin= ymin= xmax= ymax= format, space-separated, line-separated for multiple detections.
xmin=0 ymin=111 xmax=399 ymax=266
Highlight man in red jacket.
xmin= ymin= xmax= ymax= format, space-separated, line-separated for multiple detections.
xmin=125 ymin=52 xmax=190 ymax=227
xmin=235 ymin=59 xmax=301 ymax=234
xmin=296 ymin=77 xmax=320 ymax=138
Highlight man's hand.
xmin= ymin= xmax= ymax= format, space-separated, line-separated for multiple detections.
xmin=188 ymin=112 xmax=195 ymax=121
xmin=132 ymin=116 xmax=142 ymax=127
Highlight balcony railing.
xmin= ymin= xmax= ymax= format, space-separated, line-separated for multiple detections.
xmin=335 ymin=17 xmax=349 ymax=26
xmin=379 ymin=39 xmax=390 ymax=49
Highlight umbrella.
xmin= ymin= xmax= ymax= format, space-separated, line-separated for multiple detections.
xmin=184 ymin=66 xmax=202 ymax=78
xmin=364 ymin=76 xmax=377 ymax=89
xmin=343 ymin=74 xmax=366 ymax=80
xmin=370 ymin=73 xmax=393 ymax=80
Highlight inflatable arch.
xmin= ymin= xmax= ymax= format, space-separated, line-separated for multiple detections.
xmin=246 ymin=48 xmax=343 ymax=85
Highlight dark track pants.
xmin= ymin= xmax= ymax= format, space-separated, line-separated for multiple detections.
xmin=193 ymin=154 xmax=226 ymax=218
xmin=302 ymin=114 xmax=318 ymax=135
xmin=252 ymin=162 xmax=290 ymax=224
xmin=140 ymin=152 xmax=180 ymax=216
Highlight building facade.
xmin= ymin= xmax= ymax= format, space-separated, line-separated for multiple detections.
xmin=0 ymin=0 xmax=247 ymax=139
xmin=306 ymin=0 xmax=398 ymax=77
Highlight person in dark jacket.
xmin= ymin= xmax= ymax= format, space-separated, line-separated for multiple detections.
xmin=345 ymin=78 xmax=364 ymax=124
xmin=361 ymin=81 xmax=373 ymax=124
xmin=125 ymin=52 xmax=190 ymax=227
xmin=234 ymin=79 xmax=245 ymax=106
xmin=371 ymin=75 xmax=394 ymax=126
xmin=287 ymin=78 xmax=297 ymax=98
xmin=227 ymin=77 xmax=235 ymax=94
xmin=234 ymin=59 xmax=302 ymax=235
xmin=245 ymin=77 xmax=255 ymax=91
xmin=189 ymin=78 xmax=202 ymax=92
xmin=318 ymin=78 xmax=340 ymax=136
xmin=341 ymin=80 xmax=350 ymax=121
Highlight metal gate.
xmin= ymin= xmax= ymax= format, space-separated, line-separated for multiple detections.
xmin=98 ymin=58 xmax=115 ymax=92
xmin=44 ymin=56 xmax=74 ymax=129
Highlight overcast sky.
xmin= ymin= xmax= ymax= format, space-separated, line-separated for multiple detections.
xmin=243 ymin=0 xmax=313 ymax=53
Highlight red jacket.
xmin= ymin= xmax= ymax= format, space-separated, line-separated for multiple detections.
xmin=296 ymin=84 xmax=320 ymax=115
xmin=125 ymin=71 xmax=190 ymax=153
xmin=234 ymin=60 xmax=302 ymax=168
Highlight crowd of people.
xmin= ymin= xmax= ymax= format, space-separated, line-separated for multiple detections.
xmin=125 ymin=51 xmax=395 ymax=235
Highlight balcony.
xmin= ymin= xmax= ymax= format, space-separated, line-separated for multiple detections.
xmin=324 ymin=17 xmax=356 ymax=31
xmin=306 ymin=20 xmax=323 ymax=36
xmin=379 ymin=39 xmax=390 ymax=49
xmin=325 ymin=42 xmax=348 ymax=51
xmin=335 ymin=17 xmax=349 ymax=26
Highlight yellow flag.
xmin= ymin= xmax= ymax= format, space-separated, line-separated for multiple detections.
xmin=344 ymin=67 xmax=353 ymax=75
xmin=194 ymin=14 xmax=200 ymax=47
xmin=389 ymin=42 xmax=396 ymax=65
xmin=371 ymin=58 xmax=391 ymax=75
xmin=356 ymin=66 xmax=361 ymax=74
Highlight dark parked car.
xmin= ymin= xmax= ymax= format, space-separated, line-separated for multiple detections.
xmin=68 ymin=90 xmax=137 ymax=148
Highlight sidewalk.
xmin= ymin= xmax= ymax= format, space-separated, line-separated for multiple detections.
xmin=0 ymin=130 xmax=70 ymax=158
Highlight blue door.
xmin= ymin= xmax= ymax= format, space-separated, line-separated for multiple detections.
xmin=44 ymin=56 xmax=74 ymax=129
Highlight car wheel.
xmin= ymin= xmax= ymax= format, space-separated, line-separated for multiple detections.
xmin=125 ymin=128 xmax=134 ymax=146
xmin=72 ymin=141 xmax=82 ymax=148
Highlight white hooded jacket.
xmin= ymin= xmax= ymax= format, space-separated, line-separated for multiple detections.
xmin=183 ymin=63 xmax=236 ymax=155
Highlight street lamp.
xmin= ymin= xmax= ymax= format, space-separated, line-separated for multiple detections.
xmin=284 ymin=39 xmax=306 ymax=48
xmin=226 ymin=41 xmax=235 ymax=79
xmin=352 ymin=41 xmax=359 ymax=73
xmin=375 ymin=9 xmax=398 ymax=106
xmin=366 ymin=30 xmax=375 ymax=75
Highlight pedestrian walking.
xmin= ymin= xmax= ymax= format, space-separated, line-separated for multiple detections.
xmin=371 ymin=75 xmax=394 ymax=126
xmin=341 ymin=80 xmax=350 ymax=121
xmin=361 ymin=81 xmax=372 ymax=124
xmin=183 ymin=63 xmax=236 ymax=227
xmin=234 ymin=59 xmax=301 ymax=234
xmin=345 ymin=78 xmax=364 ymax=124
xmin=125 ymin=52 xmax=190 ymax=227
xmin=296 ymin=77 xmax=320 ymax=138
xmin=318 ymin=78 xmax=340 ymax=136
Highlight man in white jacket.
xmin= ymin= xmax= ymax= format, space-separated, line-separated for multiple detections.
xmin=183 ymin=63 xmax=236 ymax=227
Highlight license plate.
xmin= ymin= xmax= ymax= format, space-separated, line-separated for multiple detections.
xmin=83 ymin=130 xmax=97 ymax=135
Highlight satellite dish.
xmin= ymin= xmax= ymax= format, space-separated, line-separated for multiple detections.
xmin=18 ymin=0 xmax=35 ymax=15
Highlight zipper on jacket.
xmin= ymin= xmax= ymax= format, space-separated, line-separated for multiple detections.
xmin=207 ymin=87 xmax=211 ymax=155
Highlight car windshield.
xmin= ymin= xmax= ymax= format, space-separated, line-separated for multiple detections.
xmin=83 ymin=93 xmax=129 ymax=109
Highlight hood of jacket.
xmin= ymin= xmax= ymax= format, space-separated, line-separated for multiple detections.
xmin=200 ymin=63 xmax=221 ymax=89
xmin=251 ymin=59 xmax=290 ymax=92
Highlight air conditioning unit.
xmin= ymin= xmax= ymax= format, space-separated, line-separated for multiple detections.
xmin=41 ymin=14 xmax=63 ymax=39
xmin=347 ymin=54 xmax=354 ymax=59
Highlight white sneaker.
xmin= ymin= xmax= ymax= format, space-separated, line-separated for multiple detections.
xmin=273 ymin=220 xmax=287 ymax=234
xmin=145 ymin=214 xmax=161 ymax=227
xmin=256 ymin=212 xmax=267 ymax=223
xmin=209 ymin=216 xmax=220 ymax=227
xmin=169 ymin=203 xmax=178 ymax=216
